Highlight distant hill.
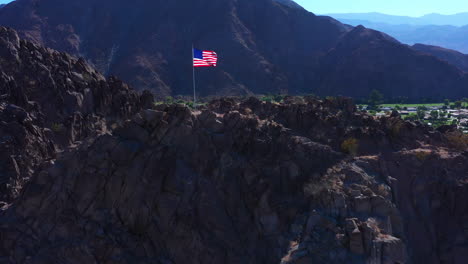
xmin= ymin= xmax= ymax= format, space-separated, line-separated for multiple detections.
xmin=0 ymin=4 xmax=5 ymax=8
xmin=337 ymin=18 xmax=468 ymax=54
xmin=327 ymin=12 xmax=468 ymax=26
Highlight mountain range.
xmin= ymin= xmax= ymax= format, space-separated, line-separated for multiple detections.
xmin=337 ymin=18 xmax=468 ymax=54
xmin=0 ymin=0 xmax=467 ymax=100
xmin=327 ymin=12 xmax=468 ymax=27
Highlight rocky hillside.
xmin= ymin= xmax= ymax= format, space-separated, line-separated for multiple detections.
xmin=317 ymin=26 xmax=468 ymax=99
xmin=413 ymin=43 xmax=468 ymax=72
xmin=0 ymin=95 xmax=467 ymax=263
xmin=333 ymin=15 xmax=468 ymax=54
xmin=0 ymin=27 xmax=152 ymax=203
xmin=0 ymin=17 xmax=467 ymax=264
xmin=1 ymin=0 xmax=468 ymax=99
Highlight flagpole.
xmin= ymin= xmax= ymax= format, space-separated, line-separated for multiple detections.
xmin=192 ymin=44 xmax=196 ymax=108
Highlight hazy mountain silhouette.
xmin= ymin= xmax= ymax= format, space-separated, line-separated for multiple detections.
xmin=328 ymin=12 xmax=468 ymax=26
xmin=338 ymin=19 xmax=468 ymax=54
xmin=0 ymin=0 xmax=467 ymax=100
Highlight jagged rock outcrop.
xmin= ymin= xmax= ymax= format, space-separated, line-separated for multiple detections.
xmin=0 ymin=27 xmax=151 ymax=202
xmin=0 ymin=97 xmax=466 ymax=264
xmin=1 ymin=0 xmax=468 ymax=99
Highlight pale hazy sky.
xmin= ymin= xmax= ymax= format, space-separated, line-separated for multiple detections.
xmin=1 ymin=0 xmax=468 ymax=17
xmin=295 ymin=0 xmax=468 ymax=17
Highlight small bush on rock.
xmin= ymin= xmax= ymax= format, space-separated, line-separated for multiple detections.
xmin=415 ymin=151 xmax=431 ymax=162
xmin=51 ymin=123 xmax=65 ymax=133
xmin=445 ymin=131 xmax=468 ymax=150
xmin=341 ymin=138 xmax=359 ymax=156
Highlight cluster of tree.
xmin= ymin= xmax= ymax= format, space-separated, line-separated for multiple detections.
xmin=358 ymin=89 xmax=468 ymax=108
xmin=154 ymin=96 xmax=196 ymax=108
xmin=443 ymin=99 xmax=468 ymax=109
xmin=404 ymin=106 xmax=459 ymax=126
xmin=367 ymin=90 xmax=384 ymax=110
xmin=260 ymin=94 xmax=285 ymax=103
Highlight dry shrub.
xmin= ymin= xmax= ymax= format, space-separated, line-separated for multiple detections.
xmin=51 ymin=123 xmax=65 ymax=133
xmin=445 ymin=131 xmax=468 ymax=151
xmin=341 ymin=138 xmax=359 ymax=156
xmin=415 ymin=151 xmax=431 ymax=162
xmin=389 ymin=120 xmax=404 ymax=138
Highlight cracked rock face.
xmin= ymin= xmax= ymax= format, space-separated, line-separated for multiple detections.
xmin=0 ymin=27 xmax=151 ymax=203
xmin=1 ymin=98 xmax=466 ymax=264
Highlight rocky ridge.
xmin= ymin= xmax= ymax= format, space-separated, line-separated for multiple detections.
xmin=0 ymin=26 xmax=152 ymax=202
xmin=412 ymin=43 xmax=468 ymax=72
xmin=0 ymin=96 xmax=466 ymax=263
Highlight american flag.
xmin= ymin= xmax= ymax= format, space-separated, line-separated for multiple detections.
xmin=193 ymin=48 xmax=218 ymax=67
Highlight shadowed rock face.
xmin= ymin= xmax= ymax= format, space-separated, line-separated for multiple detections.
xmin=412 ymin=43 xmax=468 ymax=72
xmin=0 ymin=0 xmax=348 ymax=97
xmin=0 ymin=96 xmax=466 ymax=264
xmin=1 ymin=0 xmax=468 ymax=99
xmin=317 ymin=26 xmax=468 ymax=99
xmin=0 ymin=27 xmax=151 ymax=202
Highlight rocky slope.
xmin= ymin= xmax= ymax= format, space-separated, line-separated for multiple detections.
xmin=317 ymin=26 xmax=468 ymax=99
xmin=1 ymin=0 xmax=468 ymax=99
xmin=334 ymin=16 xmax=468 ymax=54
xmin=412 ymin=44 xmax=468 ymax=72
xmin=0 ymin=27 xmax=152 ymax=203
xmin=0 ymin=95 xmax=467 ymax=263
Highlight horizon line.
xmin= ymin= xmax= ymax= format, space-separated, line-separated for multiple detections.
xmin=318 ymin=11 xmax=468 ymax=18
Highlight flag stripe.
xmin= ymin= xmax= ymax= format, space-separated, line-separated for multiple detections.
xmin=193 ymin=48 xmax=218 ymax=67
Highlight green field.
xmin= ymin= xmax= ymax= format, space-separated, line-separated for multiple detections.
xmin=360 ymin=102 xmax=468 ymax=108
xmin=380 ymin=103 xmax=443 ymax=108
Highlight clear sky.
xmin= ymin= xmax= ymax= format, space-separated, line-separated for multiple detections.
xmin=295 ymin=0 xmax=468 ymax=17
